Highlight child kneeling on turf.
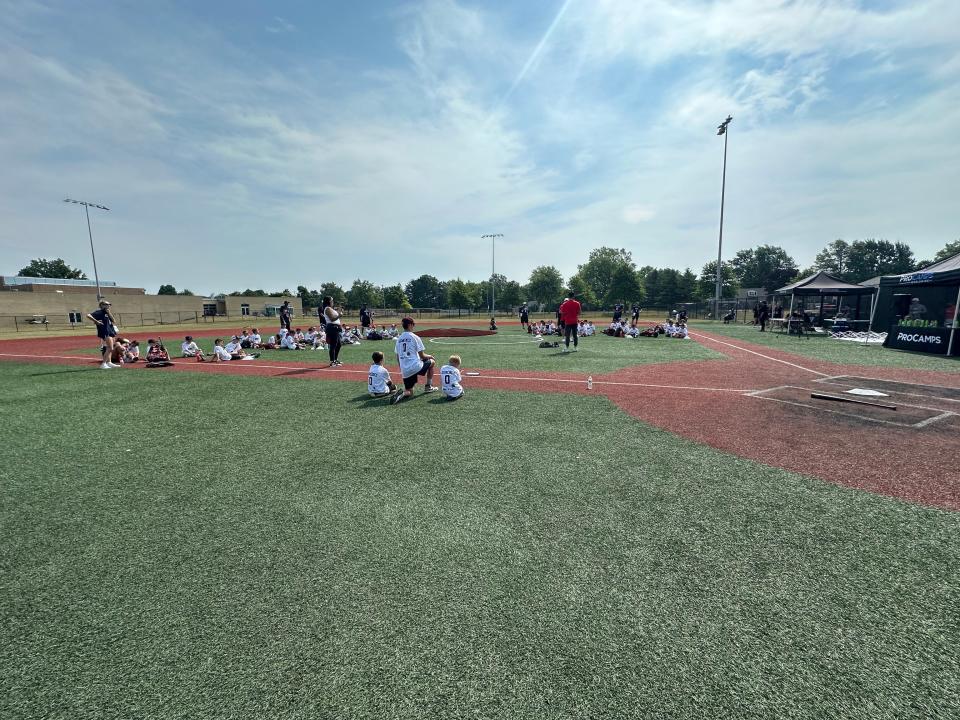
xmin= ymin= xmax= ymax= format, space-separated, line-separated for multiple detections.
xmin=440 ymin=355 xmax=464 ymax=401
xmin=145 ymin=338 xmax=174 ymax=367
xmin=367 ymin=351 xmax=397 ymax=398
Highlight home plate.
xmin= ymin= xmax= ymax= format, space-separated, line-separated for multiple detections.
xmin=846 ymin=388 xmax=889 ymax=397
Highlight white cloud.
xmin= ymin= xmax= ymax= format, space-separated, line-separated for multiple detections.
xmin=265 ymin=16 xmax=295 ymax=34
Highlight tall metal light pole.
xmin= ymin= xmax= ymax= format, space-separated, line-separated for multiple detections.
xmin=64 ymin=198 xmax=110 ymax=299
xmin=481 ymin=233 xmax=503 ymax=316
xmin=715 ymin=115 xmax=732 ymax=320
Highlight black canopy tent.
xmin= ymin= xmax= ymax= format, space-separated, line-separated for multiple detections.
xmin=873 ymin=252 xmax=960 ymax=356
xmin=773 ymin=271 xmax=877 ymax=330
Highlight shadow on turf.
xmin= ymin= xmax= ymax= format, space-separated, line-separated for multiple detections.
xmin=29 ymin=368 xmax=96 ymax=377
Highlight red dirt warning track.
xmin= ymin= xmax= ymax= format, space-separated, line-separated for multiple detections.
xmin=1 ymin=329 xmax=957 ymax=510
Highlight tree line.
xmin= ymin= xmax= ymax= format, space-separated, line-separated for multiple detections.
xmin=16 ymin=237 xmax=960 ymax=311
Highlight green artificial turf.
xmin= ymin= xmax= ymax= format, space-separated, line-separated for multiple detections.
xmin=75 ymin=327 xmax=724 ymax=374
xmin=696 ymin=321 xmax=960 ymax=372
xmin=1 ymin=363 xmax=958 ymax=719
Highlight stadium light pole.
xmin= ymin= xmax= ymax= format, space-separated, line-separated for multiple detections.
xmin=64 ymin=198 xmax=110 ymax=299
xmin=481 ymin=233 xmax=503 ymax=316
xmin=715 ymin=115 xmax=732 ymax=321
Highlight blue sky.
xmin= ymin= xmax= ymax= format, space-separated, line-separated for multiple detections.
xmin=1 ymin=0 xmax=958 ymax=295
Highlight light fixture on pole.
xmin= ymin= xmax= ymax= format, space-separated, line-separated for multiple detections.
xmin=481 ymin=233 xmax=503 ymax=316
xmin=714 ymin=115 xmax=732 ymax=321
xmin=64 ymin=198 xmax=110 ymax=300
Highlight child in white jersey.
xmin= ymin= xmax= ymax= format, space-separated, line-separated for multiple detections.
xmin=181 ymin=335 xmax=205 ymax=359
xmin=440 ymin=355 xmax=464 ymax=401
xmin=367 ymin=351 xmax=397 ymax=398
xmin=390 ymin=317 xmax=436 ymax=404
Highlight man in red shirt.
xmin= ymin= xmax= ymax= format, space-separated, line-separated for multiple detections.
xmin=558 ymin=293 xmax=582 ymax=352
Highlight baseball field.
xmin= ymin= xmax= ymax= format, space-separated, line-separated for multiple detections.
xmin=1 ymin=321 xmax=958 ymax=719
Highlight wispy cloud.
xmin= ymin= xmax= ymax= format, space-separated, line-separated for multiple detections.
xmin=265 ymin=16 xmax=295 ymax=34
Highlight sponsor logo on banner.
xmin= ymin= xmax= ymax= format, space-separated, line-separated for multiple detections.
xmin=896 ymin=332 xmax=942 ymax=344
xmin=899 ymin=272 xmax=934 ymax=283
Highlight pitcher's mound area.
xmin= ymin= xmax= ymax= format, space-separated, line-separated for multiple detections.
xmin=418 ymin=328 xmax=496 ymax=338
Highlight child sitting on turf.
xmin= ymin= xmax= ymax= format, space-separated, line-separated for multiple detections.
xmin=145 ymin=339 xmax=174 ymax=367
xmin=181 ymin=336 xmax=205 ymax=360
xmin=124 ymin=340 xmax=141 ymax=363
xmin=367 ymin=350 xmax=397 ymax=398
xmin=280 ymin=332 xmax=300 ymax=350
xmin=249 ymin=328 xmax=262 ymax=348
xmin=440 ymin=355 xmax=464 ymax=401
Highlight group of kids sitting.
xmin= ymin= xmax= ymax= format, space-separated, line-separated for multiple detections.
xmin=527 ymin=320 xmax=597 ymax=336
xmin=173 ymin=317 xmax=465 ymax=404
xmin=100 ymin=336 xmax=176 ymax=368
xmin=603 ymin=318 xmax=690 ymax=339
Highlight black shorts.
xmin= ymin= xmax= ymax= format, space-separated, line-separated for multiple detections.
xmin=520 ymin=314 xmax=529 ymax=322
xmin=402 ymin=358 xmax=434 ymax=390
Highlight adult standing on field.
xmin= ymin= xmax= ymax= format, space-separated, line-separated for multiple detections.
xmin=87 ymin=300 xmax=119 ymax=369
xmin=559 ymin=293 xmax=582 ymax=352
xmin=757 ymin=301 xmax=770 ymax=332
xmin=519 ymin=303 xmax=529 ymax=331
xmin=360 ymin=305 xmax=372 ymax=334
xmin=320 ymin=296 xmax=344 ymax=366
xmin=279 ymin=300 xmax=292 ymax=332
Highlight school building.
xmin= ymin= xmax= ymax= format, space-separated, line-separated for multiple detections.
xmin=0 ymin=276 xmax=302 ymax=331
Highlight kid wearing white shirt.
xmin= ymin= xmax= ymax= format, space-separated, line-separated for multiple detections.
xmin=367 ymin=351 xmax=397 ymax=398
xmin=280 ymin=333 xmax=299 ymax=350
xmin=390 ymin=317 xmax=436 ymax=404
xmin=440 ymin=355 xmax=464 ymax=401
xmin=212 ymin=339 xmax=233 ymax=362
xmin=181 ymin=336 xmax=204 ymax=359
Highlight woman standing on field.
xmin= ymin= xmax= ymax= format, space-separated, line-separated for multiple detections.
xmin=320 ymin=296 xmax=343 ymax=367
xmin=87 ymin=300 xmax=118 ymax=369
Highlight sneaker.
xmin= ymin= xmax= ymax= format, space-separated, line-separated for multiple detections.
xmin=424 ymin=385 xmax=438 ymax=393
xmin=390 ymin=390 xmax=405 ymax=405
xmin=100 ymin=362 xmax=112 ymax=369
xmin=107 ymin=362 xmax=121 ymax=368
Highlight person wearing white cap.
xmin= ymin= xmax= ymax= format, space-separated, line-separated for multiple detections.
xmin=86 ymin=300 xmax=119 ymax=369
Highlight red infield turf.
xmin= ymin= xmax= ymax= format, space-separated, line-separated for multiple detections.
xmin=2 ymin=328 xmax=957 ymax=510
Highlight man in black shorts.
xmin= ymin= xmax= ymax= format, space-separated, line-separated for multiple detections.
xmin=279 ymin=300 xmax=292 ymax=332
xmin=631 ymin=303 xmax=640 ymax=323
xmin=360 ymin=305 xmax=372 ymax=335
xmin=518 ymin=303 xmax=529 ymax=331
xmin=391 ymin=317 xmax=436 ymax=404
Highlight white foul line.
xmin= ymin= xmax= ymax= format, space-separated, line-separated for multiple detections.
xmin=689 ymin=332 xmax=830 ymax=377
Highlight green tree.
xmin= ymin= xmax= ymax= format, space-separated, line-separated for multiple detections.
xmin=697 ymin=261 xmax=738 ymax=300
xmin=566 ymin=274 xmax=598 ymax=308
xmin=812 ymin=239 xmax=852 ymax=279
xmin=845 ymin=239 xmax=915 ymax=282
xmin=346 ymin=279 xmax=383 ymax=309
xmin=297 ymin=285 xmax=322 ymax=310
xmin=445 ymin=279 xmax=473 ymax=309
xmin=382 ymin=284 xmax=411 ymax=309
xmin=526 ymin=266 xmax=565 ymax=307
xmin=606 ymin=265 xmax=644 ymax=305
xmin=18 ymin=258 xmax=86 ymax=279
xmin=177 ymin=289 xmax=195 ymax=296
xmin=497 ymin=280 xmax=523 ymax=310
xmin=577 ymin=247 xmax=634 ymax=304
xmin=931 ymin=239 xmax=960 ymax=265
xmin=319 ymin=282 xmax=347 ymax=307
xmin=731 ymin=245 xmax=798 ymax=289
xmin=157 ymin=284 xmax=177 ymax=295
xmin=679 ymin=269 xmax=698 ymax=301
xmin=405 ymin=275 xmax=445 ymax=308
xmin=463 ymin=281 xmax=484 ymax=310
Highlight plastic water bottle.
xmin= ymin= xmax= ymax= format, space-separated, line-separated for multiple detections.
xmin=587 ymin=375 xmax=593 ymax=390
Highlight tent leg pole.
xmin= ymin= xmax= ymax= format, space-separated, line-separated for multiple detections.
xmin=787 ymin=293 xmax=795 ymax=336
xmin=947 ymin=286 xmax=960 ymax=356
xmin=866 ymin=292 xmax=878 ymax=346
